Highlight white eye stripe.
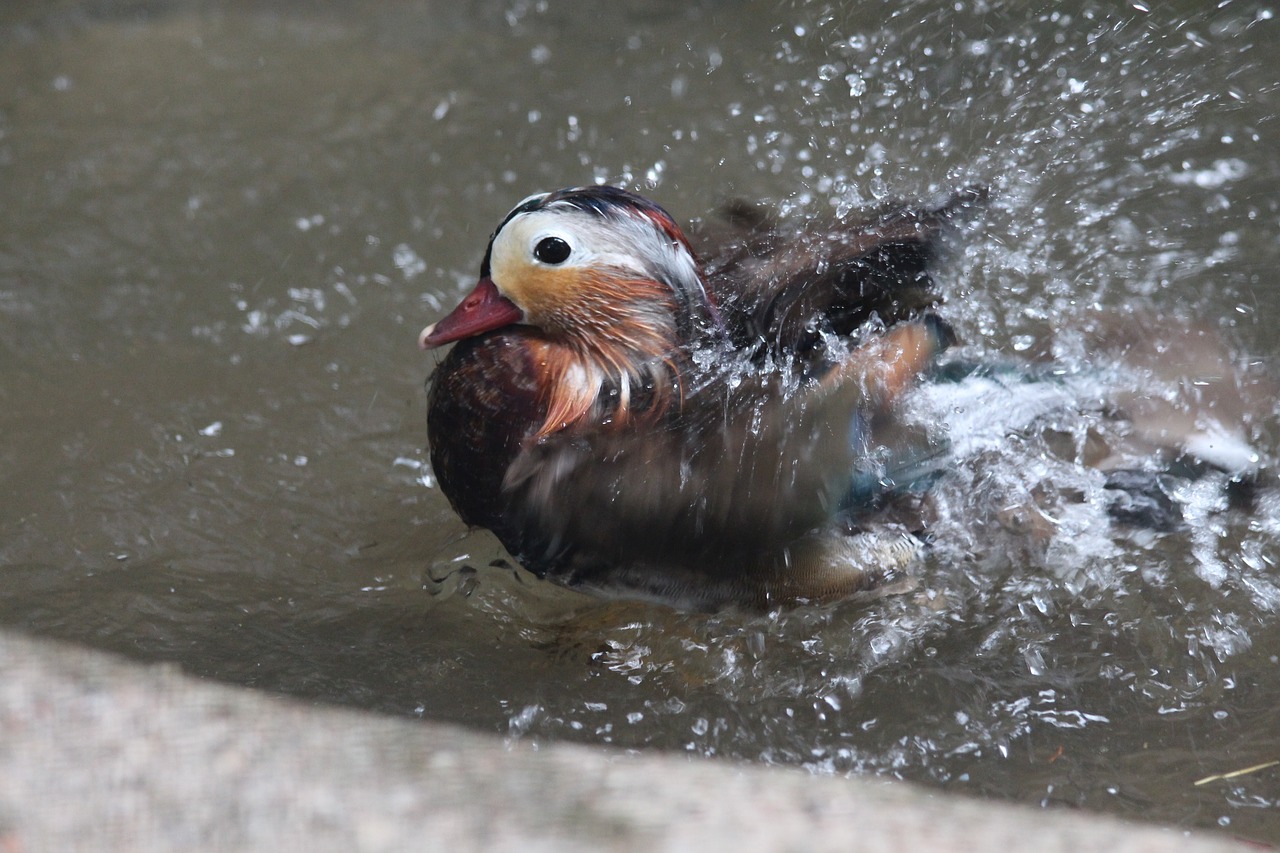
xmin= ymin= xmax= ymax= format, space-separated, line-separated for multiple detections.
xmin=501 ymin=213 xmax=599 ymax=265
xmin=497 ymin=206 xmax=697 ymax=284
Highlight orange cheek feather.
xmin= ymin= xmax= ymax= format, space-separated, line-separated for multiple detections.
xmin=501 ymin=265 xmax=585 ymax=327
xmin=498 ymin=263 xmax=680 ymax=438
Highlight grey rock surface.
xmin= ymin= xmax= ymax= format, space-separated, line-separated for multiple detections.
xmin=0 ymin=630 xmax=1248 ymax=852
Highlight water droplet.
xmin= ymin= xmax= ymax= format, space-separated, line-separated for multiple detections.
xmin=393 ymin=244 xmax=426 ymax=280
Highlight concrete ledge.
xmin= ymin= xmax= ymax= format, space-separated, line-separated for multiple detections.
xmin=0 ymin=631 xmax=1247 ymax=852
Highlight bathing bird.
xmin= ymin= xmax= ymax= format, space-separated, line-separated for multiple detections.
xmin=419 ymin=185 xmax=986 ymax=609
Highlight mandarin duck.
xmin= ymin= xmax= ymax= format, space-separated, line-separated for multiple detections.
xmin=419 ymin=185 xmax=988 ymax=609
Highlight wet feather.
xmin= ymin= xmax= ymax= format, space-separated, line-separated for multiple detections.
xmin=423 ymin=185 xmax=977 ymax=608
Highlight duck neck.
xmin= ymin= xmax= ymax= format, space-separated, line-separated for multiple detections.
xmin=529 ymin=285 xmax=691 ymax=440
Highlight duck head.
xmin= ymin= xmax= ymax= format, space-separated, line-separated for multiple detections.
xmin=419 ymin=186 xmax=719 ymax=349
xmin=419 ymin=186 xmax=723 ymax=436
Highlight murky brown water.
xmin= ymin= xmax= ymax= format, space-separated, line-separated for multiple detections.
xmin=2 ymin=0 xmax=1278 ymax=843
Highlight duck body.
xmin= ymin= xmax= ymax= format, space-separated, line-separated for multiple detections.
xmin=421 ymin=185 xmax=986 ymax=609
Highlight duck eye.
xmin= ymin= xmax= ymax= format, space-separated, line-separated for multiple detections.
xmin=533 ymin=236 xmax=572 ymax=265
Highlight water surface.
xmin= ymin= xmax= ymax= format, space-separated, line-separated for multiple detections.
xmin=1 ymin=0 xmax=1278 ymax=843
